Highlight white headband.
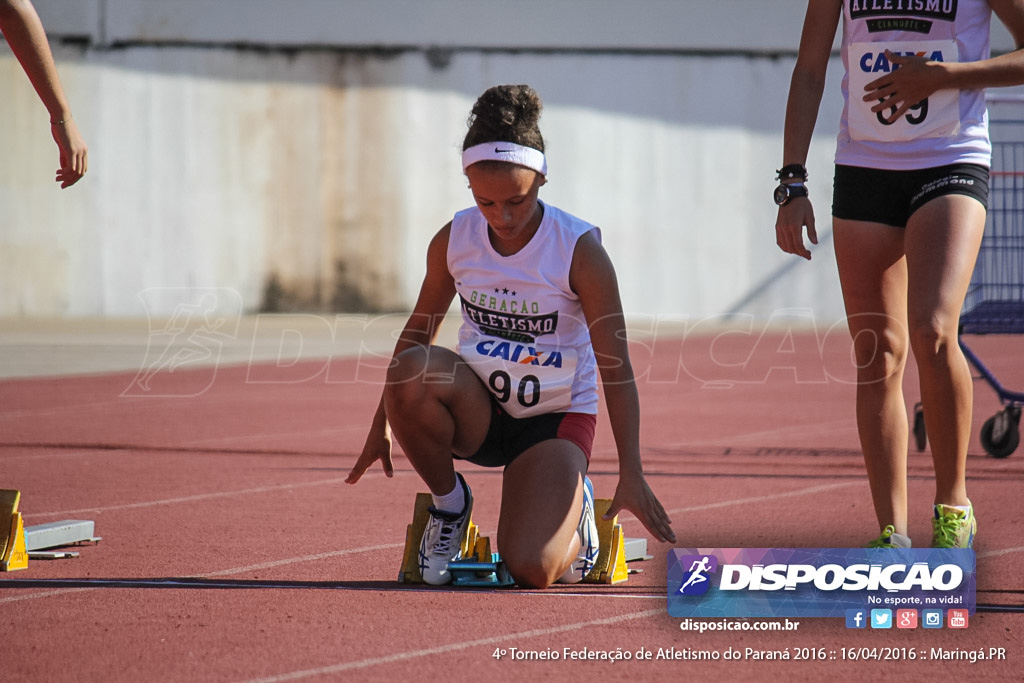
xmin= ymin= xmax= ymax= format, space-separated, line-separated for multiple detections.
xmin=461 ymin=142 xmax=547 ymax=176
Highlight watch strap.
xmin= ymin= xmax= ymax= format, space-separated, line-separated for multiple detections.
xmin=776 ymin=164 xmax=808 ymax=182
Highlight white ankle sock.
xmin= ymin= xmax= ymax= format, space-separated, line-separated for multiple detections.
xmin=432 ymin=479 xmax=465 ymax=514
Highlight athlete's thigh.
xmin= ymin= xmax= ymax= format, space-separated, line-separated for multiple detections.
xmin=390 ymin=345 xmax=494 ymax=455
xmin=904 ymin=195 xmax=986 ymax=331
xmin=834 ymin=217 xmax=910 ymax=338
xmin=497 ymin=439 xmax=588 ymax=561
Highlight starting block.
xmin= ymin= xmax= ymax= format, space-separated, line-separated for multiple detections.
xmin=399 ymin=493 xmax=511 ymax=585
xmin=1 ymin=490 xmax=28 ymax=571
xmin=397 ymin=490 xmax=645 ymax=587
xmin=1 ymin=490 xmax=101 ymax=571
xmin=583 ymin=498 xmax=631 ymax=584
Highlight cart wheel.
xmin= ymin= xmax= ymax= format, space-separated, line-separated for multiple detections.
xmin=912 ymin=402 xmax=927 ymax=452
xmin=980 ymin=407 xmax=1021 ymax=459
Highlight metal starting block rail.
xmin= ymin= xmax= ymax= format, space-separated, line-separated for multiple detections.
xmin=449 ymin=554 xmax=515 ymax=587
xmin=397 ymin=491 xmax=648 ymax=587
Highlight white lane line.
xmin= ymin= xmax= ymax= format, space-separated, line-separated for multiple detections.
xmin=0 ymin=399 xmax=131 ymax=421
xmin=28 ymin=471 xmax=420 ymax=519
xmin=663 ymin=481 xmax=860 ymax=515
xmin=26 ymin=478 xmax=858 ymax=521
xmin=0 ymin=543 xmax=404 ymax=604
xmin=650 ymin=420 xmax=859 ymax=450
xmin=242 ymin=608 xmax=665 ymax=683
xmin=28 ymin=479 xmax=352 ymax=518
xmin=0 ymin=587 xmax=95 ymax=604
xmin=199 ymin=544 xmax=404 ymax=577
xmin=978 ymin=545 xmax=1024 ymax=559
xmin=0 ymin=449 xmax=104 ymax=462
xmin=179 ymin=425 xmax=363 ymax=449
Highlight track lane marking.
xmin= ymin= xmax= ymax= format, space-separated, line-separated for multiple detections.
xmin=0 ymin=543 xmax=404 ymax=604
xmin=242 ymin=607 xmax=665 ymax=682
xmin=663 ymin=481 xmax=860 ymax=515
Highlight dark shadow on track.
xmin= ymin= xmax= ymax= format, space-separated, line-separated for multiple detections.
xmin=0 ymin=577 xmax=664 ymax=596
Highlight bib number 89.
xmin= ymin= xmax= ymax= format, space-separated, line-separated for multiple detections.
xmin=489 ymin=370 xmax=541 ymax=408
xmin=876 ymin=98 xmax=928 ymax=126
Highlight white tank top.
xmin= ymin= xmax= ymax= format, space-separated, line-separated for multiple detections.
xmin=836 ymin=0 xmax=992 ymax=170
xmin=447 ymin=202 xmax=600 ymax=417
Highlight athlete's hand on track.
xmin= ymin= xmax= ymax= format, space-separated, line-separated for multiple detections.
xmin=775 ymin=198 xmax=817 ymax=260
xmin=345 ymin=429 xmax=394 ymax=484
xmin=604 ymin=472 xmax=676 ymax=545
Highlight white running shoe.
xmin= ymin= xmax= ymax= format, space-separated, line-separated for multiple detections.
xmin=556 ymin=475 xmax=600 ymax=584
xmin=418 ymin=473 xmax=473 ymax=585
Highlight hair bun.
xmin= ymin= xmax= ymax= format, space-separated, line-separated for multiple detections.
xmin=465 ymin=84 xmax=545 ymax=152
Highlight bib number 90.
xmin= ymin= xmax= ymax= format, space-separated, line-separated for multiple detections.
xmin=489 ymin=370 xmax=541 ymax=409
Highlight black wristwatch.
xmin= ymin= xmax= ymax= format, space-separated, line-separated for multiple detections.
xmin=774 ymin=182 xmax=808 ymax=206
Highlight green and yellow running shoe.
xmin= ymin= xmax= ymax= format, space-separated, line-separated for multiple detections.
xmin=932 ymin=503 xmax=977 ymax=549
xmin=868 ymin=525 xmax=898 ymax=548
xmin=867 ymin=524 xmax=912 ymax=548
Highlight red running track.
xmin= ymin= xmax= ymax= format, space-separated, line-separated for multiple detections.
xmin=1 ymin=327 xmax=1021 ymax=682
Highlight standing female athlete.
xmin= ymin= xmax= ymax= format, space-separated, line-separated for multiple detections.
xmin=775 ymin=0 xmax=1024 ymax=548
xmin=346 ymin=84 xmax=676 ymax=587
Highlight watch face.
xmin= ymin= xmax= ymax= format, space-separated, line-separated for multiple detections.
xmin=774 ymin=185 xmax=789 ymax=206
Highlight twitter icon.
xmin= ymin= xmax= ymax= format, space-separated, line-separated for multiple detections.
xmin=870 ymin=609 xmax=892 ymax=629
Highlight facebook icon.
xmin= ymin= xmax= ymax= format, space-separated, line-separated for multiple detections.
xmin=845 ymin=609 xmax=867 ymax=629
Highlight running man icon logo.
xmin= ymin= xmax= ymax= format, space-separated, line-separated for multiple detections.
xmin=122 ymin=287 xmax=243 ymax=398
xmin=677 ymin=554 xmax=718 ymax=595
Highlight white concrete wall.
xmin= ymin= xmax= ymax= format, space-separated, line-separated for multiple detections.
xmin=1 ymin=1 xmax=1019 ymax=321
xmin=33 ymin=0 xmax=818 ymax=52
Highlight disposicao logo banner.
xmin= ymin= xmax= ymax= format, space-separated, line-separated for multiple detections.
xmin=667 ymin=548 xmax=975 ymax=618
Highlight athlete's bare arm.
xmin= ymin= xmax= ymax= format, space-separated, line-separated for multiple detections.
xmin=0 ymin=0 xmax=87 ymax=187
xmin=346 ymin=224 xmax=457 ymax=484
xmin=570 ymin=230 xmax=676 ymax=544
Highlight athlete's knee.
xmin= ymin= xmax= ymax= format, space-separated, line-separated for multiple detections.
xmin=908 ymin=315 xmax=958 ymax=361
xmin=384 ymin=347 xmax=435 ymax=412
xmin=504 ymin=555 xmax=561 ymax=589
xmin=383 ymin=348 xmax=422 ymax=407
xmin=385 ymin=346 xmax=463 ymax=411
xmin=498 ymin=533 xmax=567 ymax=589
xmin=386 ymin=346 xmax=456 ymax=389
xmin=847 ymin=318 xmax=908 ymax=382
xmin=385 ymin=346 xmax=426 ymax=383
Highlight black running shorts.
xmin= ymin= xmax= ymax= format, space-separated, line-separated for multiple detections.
xmin=454 ymin=397 xmax=596 ymax=469
xmin=832 ymin=163 xmax=989 ymax=227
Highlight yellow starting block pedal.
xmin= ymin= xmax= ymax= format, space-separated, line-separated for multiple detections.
xmin=584 ymin=499 xmax=630 ymax=584
xmin=398 ymin=492 xmax=486 ymax=583
xmin=1 ymin=489 xmax=29 ymax=572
